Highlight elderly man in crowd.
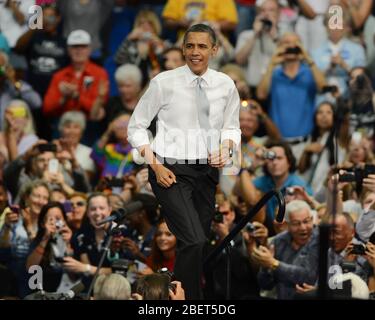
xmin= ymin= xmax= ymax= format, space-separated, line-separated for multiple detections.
xmin=251 ymin=200 xmax=319 ymax=299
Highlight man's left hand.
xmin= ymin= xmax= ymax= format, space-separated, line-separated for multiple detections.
xmin=208 ymin=147 xmax=231 ymax=168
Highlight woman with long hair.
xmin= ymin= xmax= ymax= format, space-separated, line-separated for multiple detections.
xmin=138 ymin=219 xmax=176 ymax=276
xmin=26 ymin=202 xmax=73 ymax=292
xmin=298 ymin=101 xmax=347 ymax=194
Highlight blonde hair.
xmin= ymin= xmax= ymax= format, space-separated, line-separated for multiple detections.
xmin=3 ymin=99 xmax=36 ymax=135
xmin=134 ymin=10 xmax=162 ymax=36
xmin=220 ymin=63 xmax=248 ymax=83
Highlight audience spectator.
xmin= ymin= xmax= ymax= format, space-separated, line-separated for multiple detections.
xmin=161 ymin=47 xmax=185 ymax=71
xmin=0 ymin=30 xmax=10 ymax=55
xmin=254 ymin=200 xmax=319 ymax=299
xmin=162 ymin=0 xmax=238 ymax=36
xmin=115 ymin=10 xmax=168 ymax=85
xmin=105 ymin=64 xmax=143 ymax=126
xmin=14 ymin=4 xmax=68 ymax=97
xmin=0 ymin=51 xmax=42 ymax=131
xmin=312 ymin=10 xmax=366 ymax=96
xmin=138 ymin=218 xmax=176 ymax=276
xmin=26 ymin=202 xmax=74 ymax=292
xmin=239 ymin=140 xmax=312 ymax=234
xmin=56 ymin=0 xmax=115 ymax=58
xmin=93 ymin=273 xmax=131 ymax=300
xmin=91 ymin=113 xmax=135 ymax=178
xmin=0 ymin=179 xmax=50 ymax=297
xmin=235 ymin=0 xmax=280 ymax=89
xmin=0 ymin=0 xmax=35 ymax=48
xmin=257 ymin=32 xmax=325 ymax=155
xmin=58 ymin=111 xmax=95 ymax=178
xmin=235 ymin=0 xmax=257 ymax=37
xmin=298 ymin=101 xmax=347 ymax=195
xmin=0 ymin=99 xmax=38 ymax=162
xmin=66 ymin=192 xmax=87 ymax=233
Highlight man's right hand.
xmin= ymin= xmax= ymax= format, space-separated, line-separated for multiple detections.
xmin=152 ymin=164 xmax=177 ymax=188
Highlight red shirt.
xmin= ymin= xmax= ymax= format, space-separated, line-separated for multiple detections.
xmin=43 ymin=61 xmax=109 ymax=117
xmin=146 ymin=254 xmax=175 ymax=273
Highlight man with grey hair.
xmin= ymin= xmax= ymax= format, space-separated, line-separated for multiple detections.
xmin=0 ymin=50 xmax=42 ymax=131
xmin=251 ymin=200 xmax=319 ymax=299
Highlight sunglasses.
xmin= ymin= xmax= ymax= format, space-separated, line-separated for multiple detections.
xmin=71 ymin=201 xmax=86 ymax=207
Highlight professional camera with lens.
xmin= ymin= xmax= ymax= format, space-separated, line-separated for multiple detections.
xmin=111 ymin=259 xmax=132 ymax=277
xmin=157 ymin=268 xmax=177 ymax=293
xmin=263 ymin=150 xmax=276 ymax=161
xmin=337 ymin=164 xmax=375 ymax=184
xmin=213 ymin=204 xmax=224 ymax=224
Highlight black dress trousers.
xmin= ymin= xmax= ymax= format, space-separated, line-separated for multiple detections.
xmin=148 ymin=159 xmax=218 ymax=300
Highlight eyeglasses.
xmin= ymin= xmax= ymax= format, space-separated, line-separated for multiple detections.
xmin=71 ymin=201 xmax=86 ymax=207
xmin=289 ymin=217 xmax=313 ymax=228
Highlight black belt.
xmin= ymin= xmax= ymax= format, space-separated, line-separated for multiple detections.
xmin=285 ymin=136 xmax=309 ymax=145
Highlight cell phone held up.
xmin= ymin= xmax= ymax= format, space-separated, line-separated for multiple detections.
xmin=38 ymin=143 xmax=57 ymax=153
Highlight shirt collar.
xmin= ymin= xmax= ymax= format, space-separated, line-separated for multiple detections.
xmin=183 ymin=64 xmax=212 ymax=86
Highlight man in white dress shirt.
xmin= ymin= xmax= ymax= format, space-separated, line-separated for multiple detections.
xmin=128 ymin=24 xmax=241 ymax=300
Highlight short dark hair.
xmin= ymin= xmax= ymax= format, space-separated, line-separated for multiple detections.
xmin=263 ymin=140 xmax=297 ymax=175
xmin=183 ymin=23 xmax=217 ymax=46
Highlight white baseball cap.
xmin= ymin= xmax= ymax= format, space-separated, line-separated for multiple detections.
xmin=67 ymin=29 xmax=91 ymax=46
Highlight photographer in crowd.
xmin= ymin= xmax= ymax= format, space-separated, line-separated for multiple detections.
xmin=257 ymin=32 xmax=325 ymax=158
xmin=238 ymin=140 xmax=312 ymax=235
xmin=26 ymin=202 xmax=74 ymax=293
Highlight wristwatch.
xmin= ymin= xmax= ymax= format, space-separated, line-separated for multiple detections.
xmin=271 ymin=259 xmax=280 ymax=270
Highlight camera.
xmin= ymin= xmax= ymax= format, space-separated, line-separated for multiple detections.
xmin=38 ymin=143 xmax=57 ymax=153
xmin=213 ymin=204 xmax=224 ymax=224
xmin=286 ymin=187 xmax=295 ymax=196
xmin=244 ymin=222 xmax=255 ymax=234
xmin=157 ymin=268 xmax=177 ymax=293
xmin=263 ymin=150 xmax=276 ymax=160
xmin=111 ymin=259 xmax=132 ymax=277
xmin=260 ymin=18 xmax=273 ymax=31
xmin=284 ymin=46 xmax=302 ymax=55
xmin=350 ymin=244 xmax=367 ymax=255
xmin=322 ymin=85 xmax=339 ymax=94
xmin=337 ymin=164 xmax=375 ymax=184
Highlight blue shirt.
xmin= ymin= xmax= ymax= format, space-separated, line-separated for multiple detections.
xmin=270 ymin=63 xmax=317 ymax=138
xmin=253 ymin=173 xmax=312 ymax=220
xmin=312 ymin=39 xmax=366 ymax=95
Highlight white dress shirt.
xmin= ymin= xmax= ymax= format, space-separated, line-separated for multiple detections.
xmin=128 ymin=65 xmax=241 ymax=160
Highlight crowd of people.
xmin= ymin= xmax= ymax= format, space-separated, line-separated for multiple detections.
xmin=0 ymin=0 xmax=375 ymax=300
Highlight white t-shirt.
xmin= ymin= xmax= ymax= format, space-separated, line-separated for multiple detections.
xmin=0 ymin=0 xmax=35 ymax=47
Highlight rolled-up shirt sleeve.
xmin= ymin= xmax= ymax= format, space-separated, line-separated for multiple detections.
xmin=128 ymin=79 xmax=163 ymax=148
xmin=220 ymin=84 xmax=241 ymax=147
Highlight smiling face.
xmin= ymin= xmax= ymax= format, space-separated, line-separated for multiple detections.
xmin=183 ymin=32 xmax=218 ymax=76
xmin=288 ymin=208 xmax=314 ymax=247
xmin=28 ymin=186 xmax=50 ymax=216
xmin=87 ymin=195 xmax=111 ymax=229
xmin=155 ymin=222 xmax=176 ymax=253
